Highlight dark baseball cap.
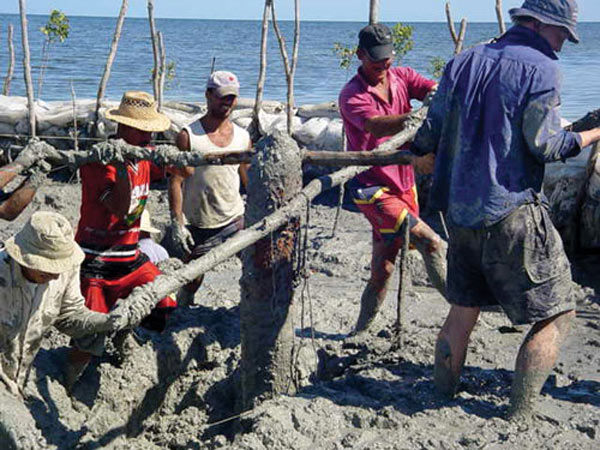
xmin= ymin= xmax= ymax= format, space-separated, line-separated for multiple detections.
xmin=358 ymin=23 xmax=394 ymax=61
xmin=509 ymin=0 xmax=579 ymax=43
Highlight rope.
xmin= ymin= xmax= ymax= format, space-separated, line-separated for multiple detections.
xmin=201 ymin=407 xmax=258 ymax=429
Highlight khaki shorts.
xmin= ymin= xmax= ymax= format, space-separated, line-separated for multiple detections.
xmin=447 ymin=203 xmax=574 ymax=325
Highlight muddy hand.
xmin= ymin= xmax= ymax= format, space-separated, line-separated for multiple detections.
xmin=170 ymin=221 xmax=194 ymax=255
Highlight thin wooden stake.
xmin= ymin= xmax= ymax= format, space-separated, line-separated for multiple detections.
xmin=369 ymin=0 xmax=380 ymax=25
xmin=2 ymin=24 xmax=15 ymax=96
xmin=445 ymin=2 xmax=458 ymax=44
xmin=455 ymin=18 xmax=467 ymax=54
xmin=395 ymin=219 xmax=411 ymax=349
xmin=18 ymin=0 xmax=36 ymax=137
xmin=496 ymin=0 xmax=506 ymax=35
xmin=157 ymin=31 xmax=166 ymax=111
xmin=147 ymin=0 xmax=160 ymax=100
xmin=253 ymin=0 xmax=271 ymax=136
xmin=94 ymin=0 xmax=129 ymax=136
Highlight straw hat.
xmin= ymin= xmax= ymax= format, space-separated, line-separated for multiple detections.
xmin=105 ymin=91 xmax=171 ymax=132
xmin=139 ymin=209 xmax=160 ymax=234
xmin=5 ymin=211 xmax=84 ymax=274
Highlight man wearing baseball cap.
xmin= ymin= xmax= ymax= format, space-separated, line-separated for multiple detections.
xmin=0 ymin=211 xmax=139 ymax=448
xmin=413 ymin=0 xmax=600 ymax=419
xmin=168 ymin=70 xmax=251 ymax=305
xmin=339 ymin=23 xmax=448 ymax=335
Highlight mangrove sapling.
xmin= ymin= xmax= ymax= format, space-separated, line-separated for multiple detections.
xmin=37 ymin=10 xmax=70 ymax=99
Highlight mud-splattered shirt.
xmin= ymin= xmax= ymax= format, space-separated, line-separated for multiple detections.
xmin=413 ymin=26 xmax=582 ymax=228
xmin=0 ymin=251 xmax=107 ymax=390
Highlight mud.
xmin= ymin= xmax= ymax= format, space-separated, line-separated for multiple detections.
xmin=0 ymin=180 xmax=598 ymax=449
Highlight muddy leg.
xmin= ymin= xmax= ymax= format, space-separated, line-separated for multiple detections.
xmin=353 ymin=236 xmax=402 ymax=334
xmin=508 ymin=309 xmax=575 ymax=420
xmin=0 ymin=387 xmax=46 ymax=449
xmin=411 ymin=220 xmax=448 ymax=298
xmin=434 ymin=305 xmax=480 ymax=398
xmin=65 ymin=347 xmax=92 ymax=392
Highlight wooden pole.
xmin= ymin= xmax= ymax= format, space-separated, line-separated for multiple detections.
xmin=2 ymin=24 xmax=15 ymax=96
xmin=369 ymin=0 xmax=380 ymax=25
xmin=240 ymin=130 xmax=303 ymax=409
xmin=94 ymin=0 xmax=129 ymax=136
xmin=454 ymin=18 xmax=467 ymax=54
xmin=253 ymin=0 xmax=271 ymax=136
xmin=147 ymin=0 xmax=160 ymax=101
xmin=157 ymin=31 xmax=166 ymax=111
xmin=18 ymin=0 xmax=36 ymax=137
xmin=270 ymin=0 xmax=300 ymax=136
xmin=496 ymin=0 xmax=506 ymax=35
xmin=394 ymin=219 xmax=411 ymax=349
xmin=445 ymin=2 xmax=458 ymax=44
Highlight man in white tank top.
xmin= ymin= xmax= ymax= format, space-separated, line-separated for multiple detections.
xmin=168 ymin=71 xmax=251 ymax=305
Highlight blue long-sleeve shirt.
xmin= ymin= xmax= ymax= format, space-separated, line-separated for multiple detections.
xmin=412 ymin=26 xmax=582 ymax=229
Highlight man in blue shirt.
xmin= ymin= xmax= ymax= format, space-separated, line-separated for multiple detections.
xmin=413 ymin=0 xmax=600 ymax=419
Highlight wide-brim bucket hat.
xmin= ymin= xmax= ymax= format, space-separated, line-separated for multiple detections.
xmin=5 ymin=211 xmax=85 ymax=275
xmin=105 ymin=91 xmax=171 ymax=132
xmin=139 ymin=209 xmax=160 ymax=234
xmin=509 ymin=0 xmax=580 ymax=43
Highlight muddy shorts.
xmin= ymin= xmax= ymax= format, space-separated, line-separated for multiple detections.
xmin=187 ymin=215 xmax=244 ymax=260
xmin=447 ymin=203 xmax=575 ymax=325
xmin=82 ymin=260 xmax=176 ymax=332
xmin=348 ymin=178 xmax=419 ymax=243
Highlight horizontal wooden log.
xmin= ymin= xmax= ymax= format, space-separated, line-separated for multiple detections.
xmin=303 ymin=148 xmax=413 ymax=166
xmin=116 ymin=163 xmax=368 ymax=325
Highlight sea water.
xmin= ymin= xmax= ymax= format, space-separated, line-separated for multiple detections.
xmin=0 ymin=15 xmax=598 ymax=121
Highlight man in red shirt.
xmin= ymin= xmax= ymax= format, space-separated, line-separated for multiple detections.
xmin=339 ymin=24 xmax=447 ymax=334
xmin=67 ymin=91 xmax=176 ymax=387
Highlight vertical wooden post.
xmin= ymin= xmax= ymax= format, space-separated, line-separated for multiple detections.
xmin=496 ymin=0 xmax=506 ymax=35
xmin=253 ymin=0 xmax=271 ymax=136
xmin=18 ymin=0 xmax=36 ymax=137
xmin=394 ymin=219 xmax=411 ymax=349
xmin=157 ymin=31 xmax=166 ymax=111
xmin=147 ymin=0 xmax=160 ymax=101
xmin=240 ymin=130 xmax=303 ymax=409
xmin=94 ymin=0 xmax=129 ymax=135
xmin=369 ymin=0 xmax=380 ymax=25
xmin=2 ymin=24 xmax=15 ymax=96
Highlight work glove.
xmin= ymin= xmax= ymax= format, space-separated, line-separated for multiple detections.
xmin=25 ymin=159 xmax=52 ymax=188
xmin=169 ymin=220 xmax=194 ymax=256
xmin=13 ymin=140 xmax=44 ymax=169
xmin=92 ymin=140 xmax=127 ymax=165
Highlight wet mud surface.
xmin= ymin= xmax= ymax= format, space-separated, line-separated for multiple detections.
xmin=0 ymin=181 xmax=599 ymax=449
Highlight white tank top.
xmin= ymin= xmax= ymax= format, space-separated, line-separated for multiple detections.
xmin=182 ymin=120 xmax=250 ymax=228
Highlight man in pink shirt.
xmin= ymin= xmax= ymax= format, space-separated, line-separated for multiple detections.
xmin=339 ymin=23 xmax=447 ymax=334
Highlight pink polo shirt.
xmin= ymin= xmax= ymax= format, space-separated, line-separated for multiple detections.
xmin=339 ymin=66 xmax=435 ymax=193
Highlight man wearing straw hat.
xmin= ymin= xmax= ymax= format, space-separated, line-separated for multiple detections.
xmin=413 ymin=0 xmax=600 ymax=419
xmin=0 ymin=211 xmax=131 ymax=448
xmin=66 ymin=91 xmax=177 ymax=386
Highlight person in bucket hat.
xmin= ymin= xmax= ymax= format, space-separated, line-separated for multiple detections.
xmin=338 ymin=23 xmax=448 ymax=336
xmin=413 ymin=0 xmax=600 ymax=420
xmin=0 ymin=212 xmax=136 ymax=447
xmin=167 ymin=70 xmax=251 ymax=306
xmin=67 ymin=91 xmax=177 ymax=389
xmin=0 ymin=211 xmax=132 ymax=399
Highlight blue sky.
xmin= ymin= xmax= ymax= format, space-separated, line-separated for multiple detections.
xmin=1 ymin=1 xmax=599 ymax=22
